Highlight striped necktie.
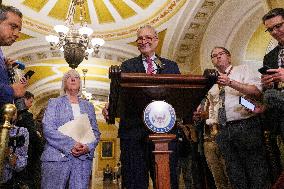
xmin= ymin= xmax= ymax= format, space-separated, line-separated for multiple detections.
xmin=146 ymin=57 xmax=154 ymax=74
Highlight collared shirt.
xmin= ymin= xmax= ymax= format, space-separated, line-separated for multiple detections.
xmin=1 ymin=126 xmax=29 ymax=183
xmin=207 ymin=64 xmax=261 ymax=122
xmin=142 ymin=54 xmax=158 ymax=74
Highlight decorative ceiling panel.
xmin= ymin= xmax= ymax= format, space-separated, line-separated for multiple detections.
xmin=48 ymin=0 xmax=70 ymax=21
xmin=131 ymin=0 xmax=153 ymax=9
xmin=93 ymin=0 xmax=115 ymax=23
xmin=22 ymin=0 xmax=48 ymax=12
xmin=109 ymin=0 xmax=136 ymax=19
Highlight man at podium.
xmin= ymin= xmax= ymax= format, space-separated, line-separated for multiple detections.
xmin=103 ymin=25 xmax=180 ymax=189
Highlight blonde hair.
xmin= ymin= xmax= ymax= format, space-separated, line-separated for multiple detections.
xmin=60 ymin=69 xmax=82 ymax=96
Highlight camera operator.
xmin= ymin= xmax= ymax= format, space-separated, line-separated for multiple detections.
xmin=0 ymin=111 xmax=29 ymax=188
xmin=16 ymin=91 xmax=44 ymax=189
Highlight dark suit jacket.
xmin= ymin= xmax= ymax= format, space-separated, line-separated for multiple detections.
xmin=263 ymin=45 xmax=282 ymax=68
xmin=118 ymin=55 xmax=180 ymax=139
xmin=263 ymin=45 xmax=282 ymax=134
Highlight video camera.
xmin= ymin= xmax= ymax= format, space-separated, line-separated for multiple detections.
xmin=8 ymin=135 xmax=25 ymax=149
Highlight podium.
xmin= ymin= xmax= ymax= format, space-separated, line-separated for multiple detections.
xmin=108 ymin=66 xmax=218 ymax=189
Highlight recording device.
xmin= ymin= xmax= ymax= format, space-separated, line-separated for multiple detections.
xmin=24 ymin=70 xmax=35 ymax=79
xmin=239 ymin=96 xmax=255 ymax=111
xmin=8 ymin=135 xmax=25 ymax=149
xmin=15 ymin=70 xmax=35 ymax=112
xmin=258 ymin=65 xmax=272 ymax=75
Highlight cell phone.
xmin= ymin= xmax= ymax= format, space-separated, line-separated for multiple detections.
xmin=8 ymin=135 xmax=25 ymax=148
xmin=239 ymin=96 xmax=255 ymax=111
xmin=24 ymin=70 xmax=35 ymax=79
xmin=258 ymin=65 xmax=272 ymax=75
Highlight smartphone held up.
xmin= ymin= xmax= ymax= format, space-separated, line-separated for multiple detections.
xmin=239 ymin=96 xmax=255 ymax=111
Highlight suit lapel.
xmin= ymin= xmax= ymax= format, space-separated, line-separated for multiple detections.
xmin=269 ymin=46 xmax=281 ymax=68
xmin=136 ymin=55 xmax=146 ymax=73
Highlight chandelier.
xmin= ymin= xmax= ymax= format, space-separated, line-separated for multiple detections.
xmin=45 ymin=0 xmax=105 ymax=69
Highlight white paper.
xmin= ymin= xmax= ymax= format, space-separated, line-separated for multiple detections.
xmin=58 ymin=114 xmax=95 ymax=144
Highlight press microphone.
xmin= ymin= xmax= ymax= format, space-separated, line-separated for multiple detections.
xmin=12 ymin=60 xmax=25 ymax=70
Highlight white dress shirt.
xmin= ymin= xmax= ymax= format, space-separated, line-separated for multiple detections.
xmin=142 ymin=54 xmax=158 ymax=74
xmin=207 ymin=64 xmax=261 ymax=123
xmin=71 ymin=103 xmax=81 ymax=118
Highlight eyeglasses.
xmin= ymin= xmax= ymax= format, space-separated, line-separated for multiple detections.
xmin=66 ymin=74 xmax=80 ymax=79
xmin=136 ymin=35 xmax=157 ymax=43
xmin=265 ymin=21 xmax=284 ymax=33
xmin=211 ymin=51 xmax=227 ymax=59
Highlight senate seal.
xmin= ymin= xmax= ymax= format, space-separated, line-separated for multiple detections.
xmin=143 ymin=101 xmax=176 ymax=133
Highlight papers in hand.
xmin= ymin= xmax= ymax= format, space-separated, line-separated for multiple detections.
xmin=58 ymin=114 xmax=95 ymax=144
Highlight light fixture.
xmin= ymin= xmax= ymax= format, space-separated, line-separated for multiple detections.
xmin=81 ymin=69 xmax=93 ymax=100
xmin=45 ymin=0 xmax=105 ymax=69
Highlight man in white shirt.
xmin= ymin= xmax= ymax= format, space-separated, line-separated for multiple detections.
xmin=207 ymin=47 xmax=269 ymax=189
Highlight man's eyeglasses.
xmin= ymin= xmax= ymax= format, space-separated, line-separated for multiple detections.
xmin=136 ymin=35 xmax=157 ymax=43
xmin=211 ymin=51 xmax=227 ymax=59
xmin=265 ymin=21 xmax=284 ymax=33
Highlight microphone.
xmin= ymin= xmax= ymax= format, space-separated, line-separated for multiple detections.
xmin=12 ymin=60 xmax=25 ymax=70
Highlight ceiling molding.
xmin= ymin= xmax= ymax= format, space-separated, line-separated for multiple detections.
xmin=171 ymin=0 xmax=225 ymax=73
xmin=200 ymin=0 xmax=265 ymax=71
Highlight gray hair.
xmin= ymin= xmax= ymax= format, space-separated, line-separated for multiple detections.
xmin=137 ymin=25 xmax=158 ymax=38
xmin=60 ymin=69 xmax=82 ymax=96
xmin=0 ymin=5 xmax=22 ymax=21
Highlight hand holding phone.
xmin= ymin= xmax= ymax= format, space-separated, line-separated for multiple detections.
xmin=24 ymin=70 xmax=35 ymax=79
xmin=239 ymin=96 xmax=255 ymax=111
xmin=258 ymin=65 xmax=273 ymax=75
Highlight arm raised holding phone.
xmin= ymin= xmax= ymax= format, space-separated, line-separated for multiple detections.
xmin=260 ymin=67 xmax=284 ymax=89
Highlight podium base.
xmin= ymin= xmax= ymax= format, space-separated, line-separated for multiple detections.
xmin=149 ymin=133 xmax=176 ymax=189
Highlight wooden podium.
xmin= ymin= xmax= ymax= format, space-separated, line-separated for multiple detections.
xmin=108 ymin=66 xmax=218 ymax=189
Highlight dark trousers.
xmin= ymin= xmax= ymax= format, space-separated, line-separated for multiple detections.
xmin=120 ymin=138 xmax=178 ymax=189
xmin=216 ymin=117 xmax=269 ymax=189
xmin=264 ymin=89 xmax=284 ymax=140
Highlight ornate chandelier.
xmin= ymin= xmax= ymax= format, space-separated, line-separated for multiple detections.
xmin=45 ymin=0 xmax=105 ymax=69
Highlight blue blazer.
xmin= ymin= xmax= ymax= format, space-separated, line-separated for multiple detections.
xmin=41 ymin=96 xmax=101 ymax=162
xmin=118 ymin=55 xmax=180 ymax=139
